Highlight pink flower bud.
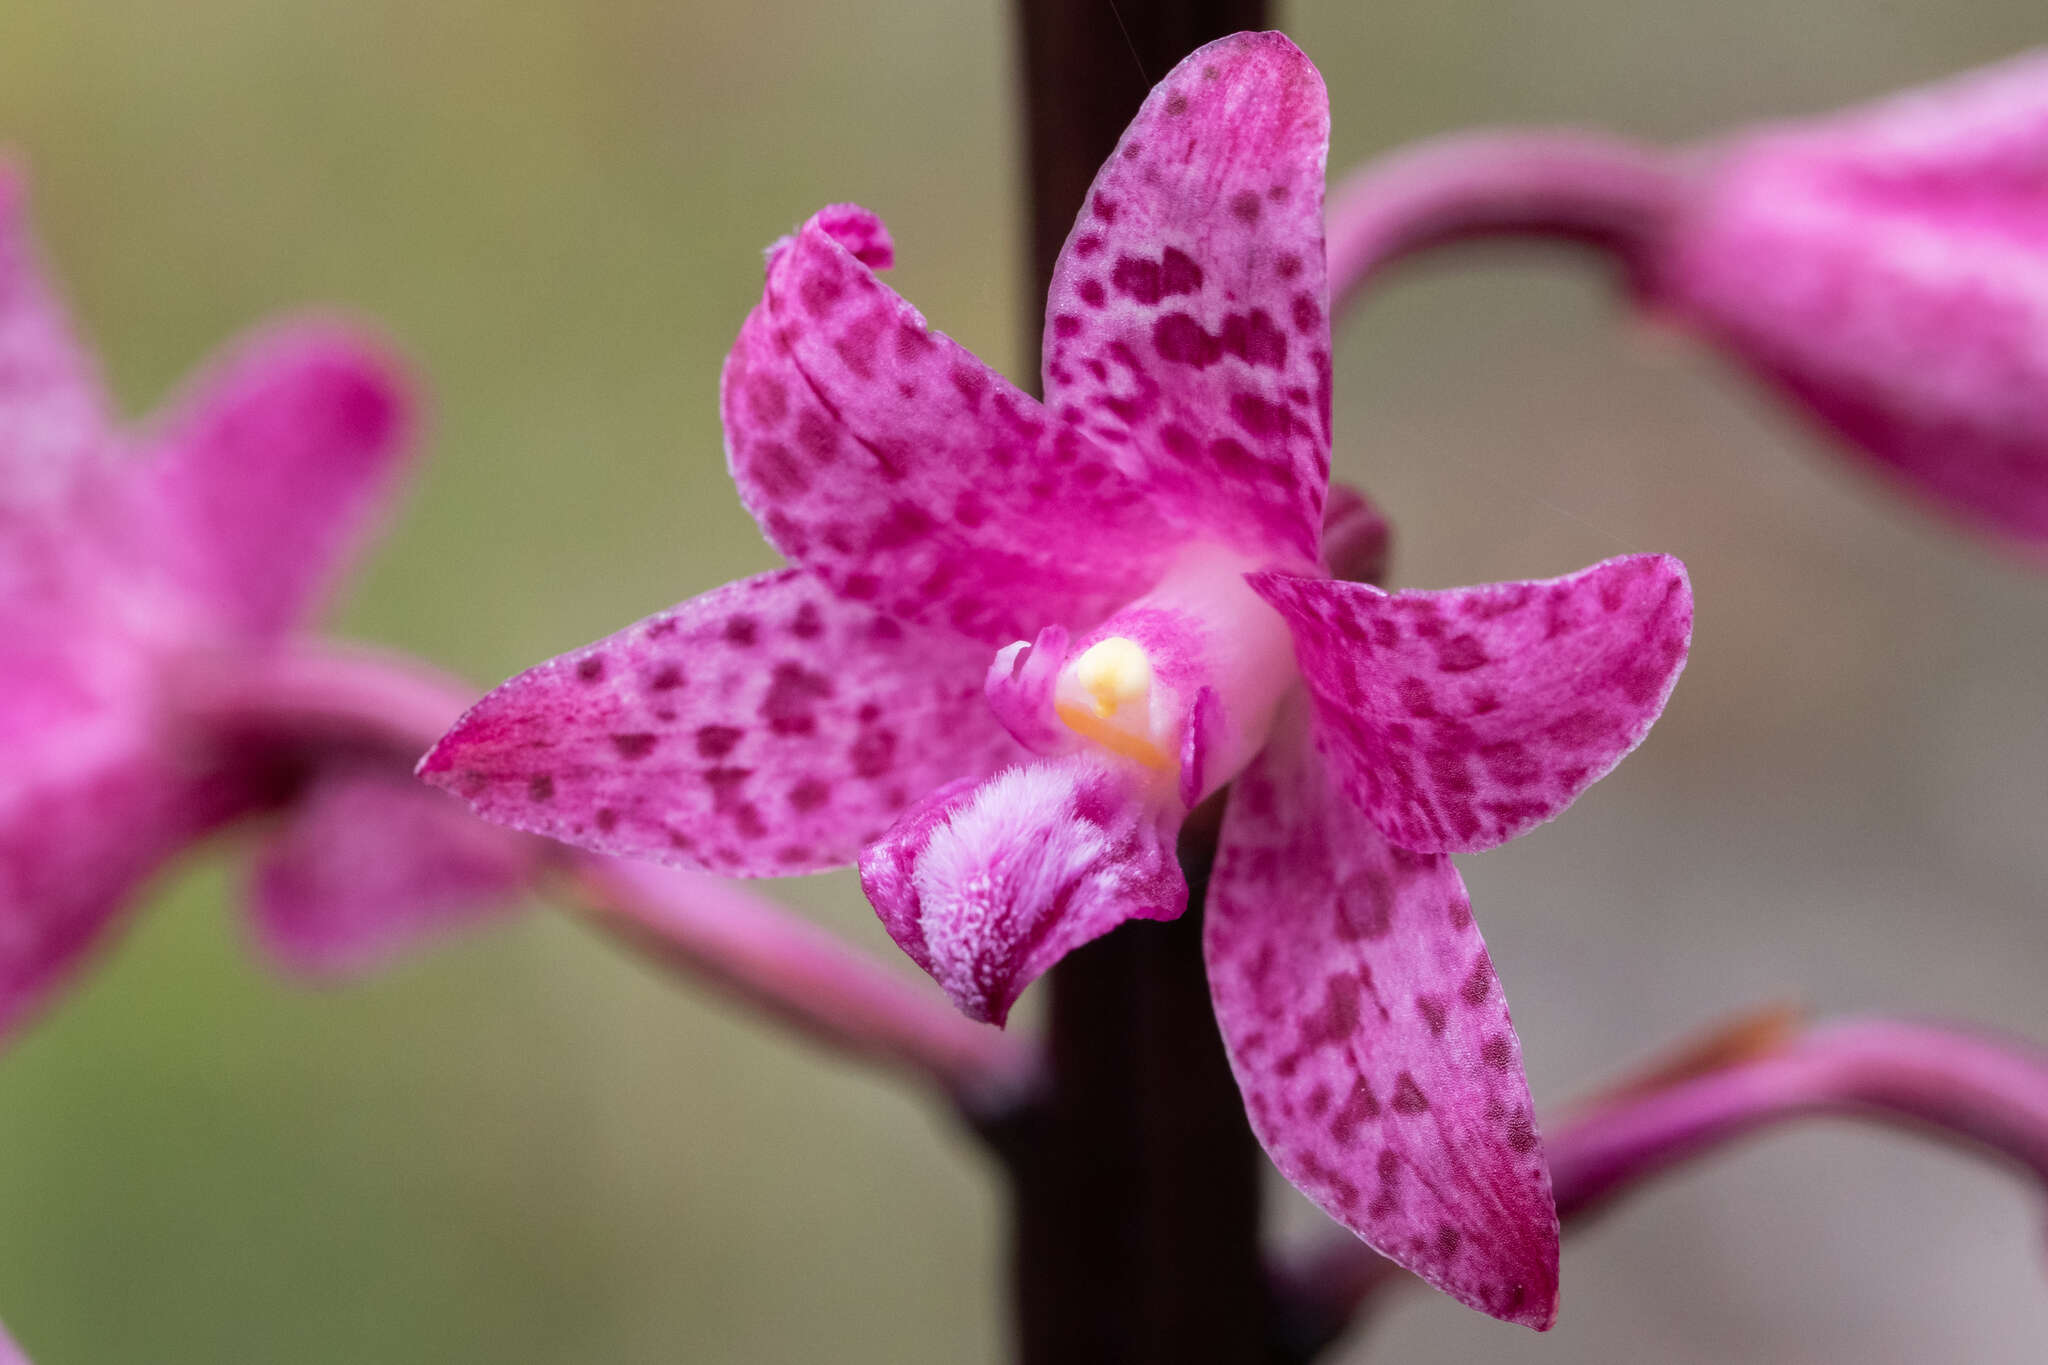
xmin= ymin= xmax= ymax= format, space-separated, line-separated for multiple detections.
xmin=1652 ymin=52 xmax=2048 ymax=545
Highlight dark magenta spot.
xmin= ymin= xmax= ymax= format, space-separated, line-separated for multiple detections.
xmin=851 ymin=727 xmax=897 ymax=778
xmin=1159 ymin=247 xmax=1204 ymax=295
xmin=761 ymin=661 xmax=834 ymax=735
xmin=1112 ymin=254 xmax=1165 ymax=306
xmin=789 ymin=778 xmax=831 ymax=812
xmin=1391 ymin=1072 xmax=1430 ymax=1114
xmin=1437 ymin=633 xmax=1489 ymax=673
xmin=611 ymin=733 xmax=658 ymax=760
xmin=1166 ymin=92 xmax=1188 ymax=116
xmin=576 ymin=656 xmax=607 ymax=683
xmin=1230 ymin=190 xmax=1262 ymax=223
xmin=647 ymin=663 xmax=683 ymax=692
xmin=791 ymin=602 xmax=823 ymax=639
xmin=1482 ymin=1034 xmax=1515 ymax=1071
xmin=1077 ymin=278 xmax=1106 ymax=307
xmin=1074 ymin=232 xmax=1104 ymax=258
xmin=1092 ymin=194 xmax=1119 ymax=223
xmin=1053 ymin=313 xmax=1082 ymax=339
xmin=746 ymin=375 xmax=788 ymax=424
xmin=1435 ymin=1225 xmax=1462 ymax=1259
xmin=527 ymin=774 xmax=555 ymax=802
xmin=595 ymin=807 xmax=619 ymax=833
xmin=695 ymin=725 xmax=743 ymax=759
xmin=1416 ymin=995 xmax=1448 ymax=1037
xmin=1154 ymin=312 xmax=1220 ymax=367
xmin=1461 ymin=958 xmax=1493 ymax=1006
xmin=1328 ymin=1081 xmax=1381 ymax=1144
xmin=1291 ymin=291 xmax=1321 ymax=335
xmin=723 ymin=616 xmax=758 ymax=647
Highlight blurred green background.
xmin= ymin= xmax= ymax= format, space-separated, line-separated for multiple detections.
xmin=3 ymin=1 xmax=2047 ymax=1360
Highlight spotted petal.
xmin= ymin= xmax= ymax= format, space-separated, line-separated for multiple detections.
xmin=249 ymin=769 xmax=536 ymax=978
xmin=724 ymin=206 xmax=1175 ymax=645
xmin=139 ymin=323 xmax=414 ymax=641
xmin=421 ymin=569 xmax=1022 ymax=876
xmin=1251 ymin=554 xmax=1691 ymax=853
xmin=1041 ymin=31 xmax=1332 ymax=567
xmin=1207 ymin=707 xmax=1558 ymax=1327
xmin=860 ymin=753 xmax=1185 ymax=1025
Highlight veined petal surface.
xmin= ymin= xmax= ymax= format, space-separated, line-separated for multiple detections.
xmin=1042 ymin=32 xmax=1333 ymax=566
xmin=860 ymin=753 xmax=1185 ymax=1025
xmin=422 ymin=570 xmax=1020 ymax=876
xmin=1252 ymin=554 xmax=1691 ymax=853
xmin=1207 ymin=709 xmax=1558 ymax=1328
xmin=724 ymin=206 xmax=1175 ymax=645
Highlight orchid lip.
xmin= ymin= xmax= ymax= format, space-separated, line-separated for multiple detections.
xmin=985 ymin=546 xmax=1299 ymax=805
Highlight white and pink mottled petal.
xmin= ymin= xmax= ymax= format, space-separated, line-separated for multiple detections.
xmin=249 ymin=770 xmax=537 ymax=978
xmin=722 ymin=206 xmax=1176 ymax=645
xmin=1042 ymin=32 xmax=1333 ymax=566
xmin=1207 ymin=710 xmax=1559 ymax=1328
xmin=860 ymin=754 xmax=1185 ymax=1025
xmin=1252 ymin=554 xmax=1692 ymax=853
xmin=420 ymin=570 xmax=1022 ymax=876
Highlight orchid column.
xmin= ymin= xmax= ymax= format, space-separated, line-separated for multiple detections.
xmin=1008 ymin=2 xmax=1272 ymax=1360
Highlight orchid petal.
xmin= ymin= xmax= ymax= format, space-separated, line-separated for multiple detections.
xmin=1042 ymin=31 xmax=1332 ymax=566
xmin=1319 ymin=482 xmax=1391 ymax=583
xmin=140 ymin=323 xmax=413 ymax=640
xmin=1207 ymin=709 xmax=1559 ymax=1328
xmin=249 ymin=769 xmax=536 ymax=979
xmin=0 ymin=167 xmax=109 ymax=518
xmin=1251 ymin=554 xmax=1691 ymax=853
xmin=0 ymin=763 xmax=234 ymax=1046
xmin=860 ymin=754 xmax=1185 ymax=1025
xmin=724 ymin=205 xmax=1175 ymax=644
xmin=421 ymin=569 xmax=1020 ymax=876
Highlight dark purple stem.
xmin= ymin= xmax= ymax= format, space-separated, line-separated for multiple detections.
xmin=1323 ymin=129 xmax=1684 ymax=321
xmin=1281 ymin=1016 xmax=2048 ymax=1348
xmin=1008 ymin=3 xmax=1275 ymax=1359
xmin=176 ymin=640 xmax=1042 ymax=1113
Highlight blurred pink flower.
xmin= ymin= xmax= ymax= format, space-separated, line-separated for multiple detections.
xmin=423 ymin=32 xmax=1693 ymax=1327
xmin=0 ymin=169 xmax=531 ymax=1041
xmin=1324 ymin=49 xmax=2048 ymax=549
xmin=1652 ymin=51 xmax=2048 ymax=546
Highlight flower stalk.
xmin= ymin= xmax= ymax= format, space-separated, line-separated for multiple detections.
xmin=1323 ymin=128 xmax=1681 ymax=317
xmin=180 ymin=642 xmax=1041 ymax=1113
xmin=1008 ymin=3 xmax=1273 ymax=1358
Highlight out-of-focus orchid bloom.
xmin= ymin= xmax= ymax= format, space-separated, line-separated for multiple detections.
xmin=0 ymin=1317 xmax=25 ymax=1365
xmin=1324 ymin=50 xmax=2048 ymax=549
xmin=424 ymin=33 xmax=1693 ymax=1327
xmin=1654 ymin=52 xmax=2048 ymax=546
xmin=0 ymin=169 xmax=532 ymax=1041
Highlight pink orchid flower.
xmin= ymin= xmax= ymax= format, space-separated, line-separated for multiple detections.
xmin=0 ymin=169 xmax=531 ymax=1041
xmin=423 ymin=33 xmax=1693 ymax=1326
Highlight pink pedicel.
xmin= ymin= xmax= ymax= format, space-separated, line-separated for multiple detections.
xmin=0 ymin=168 xmax=520 ymax=1040
xmin=425 ymin=32 xmax=1695 ymax=1327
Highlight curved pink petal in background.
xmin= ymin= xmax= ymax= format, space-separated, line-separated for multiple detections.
xmin=860 ymin=753 xmax=1185 ymax=1025
xmin=1658 ymin=51 xmax=2048 ymax=545
xmin=723 ymin=205 xmax=1173 ymax=645
xmin=0 ymin=762 xmax=241 ymax=1046
xmin=1252 ymin=554 xmax=1691 ymax=853
xmin=249 ymin=769 xmax=537 ymax=979
xmin=139 ymin=322 xmax=414 ymax=641
xmin=421 ymin=569 xmax=1021 ymax=876
xmin=1207 ymin=710 xmax=1559 ymax=1328
xmin=1041 ymin=31 xmax=1332 ymax=568
xmin=0 ymin=166 xmax=109 ymax=517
